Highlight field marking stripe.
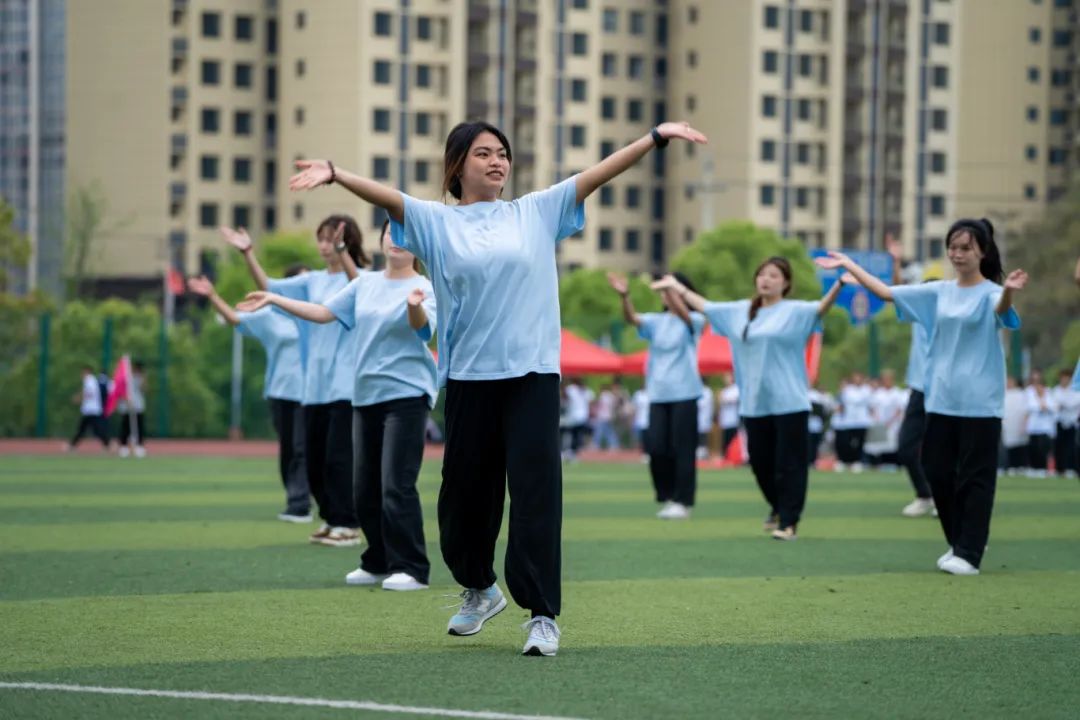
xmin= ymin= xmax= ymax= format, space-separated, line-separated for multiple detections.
xmin=0 ymin=682 xmax=589 ymax=720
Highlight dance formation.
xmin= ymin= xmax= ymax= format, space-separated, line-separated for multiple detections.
xmin=188 ymin=118 xmax=1049 ymax=655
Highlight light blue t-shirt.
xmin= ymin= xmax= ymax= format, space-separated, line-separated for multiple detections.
xmin=235 ymin=307 xmax=303 ymax=402
xmin=892 ymin=280 xmax=1021 ymax=418
xmin=324 ymin=271 xmax=439 ymax=409
xmin=703 ymin=299 xmax=819 ymax=417
xmin=904 ymin=321 xmax=930 ymax=392
xmin=1073 ymin=358 xmax=1080 ymax=391
xmin=638 ymin=312 xmax=706 ymax=404
xmin=390 ymin=177 xmax=585 ymax=386
xmin=268 ymin=269 xmax=354 ymax=405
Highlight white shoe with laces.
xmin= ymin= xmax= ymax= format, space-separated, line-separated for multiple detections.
xmin=447 ymin=584 xmax=506 ymax=636
xmin=522 ymin=616 xmax=560 ymax=657
xmin=936 ymin=549 xmax=954 ymax=569
xmin=940 ymin=554 xmax=980 ymax=575
xmin=657 ymin=502 xmax=690 ymax=520
xmin=901 ymin=498 xmax=935 ymax=517
xmin=382 ymin=572 xmax=428 ymax=591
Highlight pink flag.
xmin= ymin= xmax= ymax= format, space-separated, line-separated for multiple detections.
xmin=104 ymin=355 xmax=131 ymax=418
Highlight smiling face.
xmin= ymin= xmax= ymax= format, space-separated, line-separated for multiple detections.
xmin=755 ymin=262 xmax=790 ymax=300
xmin=458 ymin=131 xmax=511 ymax=200
xmin=946 ymin=230 xmax=985 ymax=277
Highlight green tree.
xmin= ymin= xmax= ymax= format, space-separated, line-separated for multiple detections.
xmin=0 ymin=200 xmax=31 ymax=293
xmin=210 ymin=230 xmax=321 ymax=303
xmin=559 ymin=268 xmax=661 ymax=352
xmin=64 ymin=183 xmax=108 ymax=299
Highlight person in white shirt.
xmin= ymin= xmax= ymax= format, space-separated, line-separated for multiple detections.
xmin=1050 ymin=368 xmax=1079 ymax=477
xmin=807 ymin=384 xmax=833 ymax=467
xmin=116 ymin=361 xmax=148 ymax=459
xmin=835 ymin=374 xmax=872 ymax=471
xmin=592 ymin=384 xmax=620 ymax=451
xmin=1025 ymin=371 xmax=1058 ymax=477
xmin=717 ymin=373 xmax=741 ymax=455
xmin=1001 ymin=377 xmax=1029 ymax=474
xmin=563 ymin=377 xmax=594 ymax=460
xmin=65 ymin=366 xmax=110 ymax=451
xmin=696 ymin=380 xmax=715 ymax=459
xmin=866 ymin=370 xmax=906 ymax=469
xmin=631 ymin=387 xmax=650 ymax=459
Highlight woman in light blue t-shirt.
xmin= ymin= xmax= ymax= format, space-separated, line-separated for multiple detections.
xmin=817 ymin=219 xmax=1027 ymax=576
xmin=240 ymin=221 xmax=436 ymax=593
xmin=223 ymin=218 xmax=369 ymax=549
xmin=653 ymin=257 xmax=843 ymax=541
xmin=287 ymin=119 xmax=708 ymax=657
xmin=608 ymin=271 xmax=704 ymax=521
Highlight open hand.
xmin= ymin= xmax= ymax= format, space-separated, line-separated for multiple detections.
xmin=655 ymin=121 xmax=709 ymax=145
xmin=407 ymin=288 xmax=425 ymax=307
xmin=839 ymin=272 xmax=858 ymax=285
xmin=289 ymin=159 xmax=333 ymax=191
xmin=236 ymin=291 xmax=272 ymax=312
xmin=607 ymin=272 xmax=629 ymax=296
xmin=814 ymin=251 xmax=850 ymax=271
xmin=885 ymin=233 xmax=902 ymax=262
xmin=186 ymin=275 xmax=215 ymax=297
xmin=650 ymin=274 xmax=681 ymax=292
xmin=1004 ymin=269 xmax=1028 ymax=291
xmin=219 ymin=226 xmax=252 ymax=253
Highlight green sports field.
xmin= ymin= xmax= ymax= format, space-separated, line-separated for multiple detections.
xmin=1 ymin=455 xmax=1078 ymax=719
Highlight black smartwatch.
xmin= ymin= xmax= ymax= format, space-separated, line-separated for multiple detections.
xmin=650 ymin=127 xmax=669 ymax=148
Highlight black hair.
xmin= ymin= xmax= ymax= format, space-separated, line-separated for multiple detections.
xmin=945 ymin=218 xmax=1003 ymax=284
xmin=744 ymin=256 xmax=793 ymax=341
xmin=442 ymin=121 xmax=513 ymax=200
xmin=316 ymin=215 xmax=370 ymax=268
xmin=283 ymin=263 xmax=309 ymax=278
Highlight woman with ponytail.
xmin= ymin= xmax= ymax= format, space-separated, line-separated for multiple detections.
xmin=816 ymin=219 xmax=1027 ymax=575
xmin=651 ymin=258 xmax=845 ymax=540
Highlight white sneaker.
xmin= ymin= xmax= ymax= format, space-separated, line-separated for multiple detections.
xmin=277 ymin=512 xmax=313 ymax=523
xmin=901 ymin=498 xmax=935 ymax=518
xmin=834 ymin=461 xmax=847 ymax=472
xmin=657 ymin=502 xmax=690 ymax=520
xmin=345 ymin=568 xmax=387 ymax=586
xmin=118 ymin=446 xmax=131 ymax=458
xmin=382 ymin=572 xmax=428 ymax=592
xmin=936 ymin=548 xmax=954 ymax=569
xmin=940 ymin=554 xmax=979 ymax=575
xmin=522 ymin=616 xmax=560 ymax=657
xmin=639 ymin=454 xmax=650 ymax=464
xmin=134 ymin=445 xmax=147 ymax=458
xmin=447 ymin=584 xmax=507 ymax=636
xmin=851 ymin=462 xmax=864 ymax=473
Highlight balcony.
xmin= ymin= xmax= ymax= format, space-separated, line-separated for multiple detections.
xmin=468 ymin=50 xmax=490 ymax=70
xmin=169 ymin=182 xmax=186 ymax=201
xmin=516 ymin=9 xmax=537 ymax=27
xmin=170 ymin=133 xmax=187 ymax=153
xmin=516 ymin=55 xmax=536 ymax=72
xmin=467 ymin=98 xmax=491 ymax=119
xmin=468 ymin=2 xmax=491 ymax=24
xmin=171 ymin=37 xmax=187 ymax=58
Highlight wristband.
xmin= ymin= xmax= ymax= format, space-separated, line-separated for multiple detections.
xmin=650 ymin=127 xmax=669 ymax=149
xmin=326 ymin=160 xmax=336 ymax=185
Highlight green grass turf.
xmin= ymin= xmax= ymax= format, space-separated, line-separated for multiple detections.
xmin=1 ymin=455 xmax=1079 ymax=719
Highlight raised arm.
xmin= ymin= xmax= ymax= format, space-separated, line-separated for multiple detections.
xmin=290 ymin=160 xmax=404 ymax=224
xmin=406 ymin=288 xmax=428 ymax=331
xmin=328 ymin=221 xmax=360 ymax=280
xmin=220 ymin=226 xmax=270 ymax=291
xmin=187 ymin=276 xmax=240 ymax=326
xmin=576 ymin=122 xmax=707 ymax=204
xmin=814 ymin=251 xmax=894 ymax=302
xmin=885 ymin=233 xmax=903 ymax=285
xmin=663 ymin=286 xmax=694 ymax=327
xmin=996 ymin=269 xmax=1028 ymax=315
xmin=817 ymin=273 xmax=853 ymax=318
xmin=236 ymin=291 xmax=336 ymax=324
xmin=650 ymin=274 xmax=708 ymax=313
xmin=607 ymin=272 xmax=641 ymax=327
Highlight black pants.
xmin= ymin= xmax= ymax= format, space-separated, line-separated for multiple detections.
xmin=565 ymin=423 xmax=588 ymax=453
xmin=808 ymin=431 xmax=823 ymax=466
xmin=353 ymin=396 xmax=430 ymax=584
xmin=440 ymin=373 xmax=562 ymax=617
xmin=1027 ymin=433 xmax=1052 ymax=470
xmin=119 ymin=413 xmax=147 ymax=446
xmin=1054 ymin=423 xmax=1077 ymax=474
xmin=1003 ymin=446 xmax=1027 ymax=470
xmin=304 ymin=400 xmax=356 ymax=528
xmin=897 ymin=390 xmax=932 ymax=498
xmin=647 ymin=400 xmax=698 ymax=506
xmin=743 ymin=412 xmax=810 ymax=529
xmin=834 ymin=428 xmax=867 ymax=464
xmin=922 ymin=413 xmax=1000 ymax=568
xmin=270 ymin=398 xmax=310 ymax=515
xmin=721 ymin=426 xmax=738 ymax=453
xmin=71 ymin=414 xmax=108 ymax=447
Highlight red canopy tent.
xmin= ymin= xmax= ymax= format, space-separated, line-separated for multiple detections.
xmin=431 ymin=329 xmax=625 ymax=375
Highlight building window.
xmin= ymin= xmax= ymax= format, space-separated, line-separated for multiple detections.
xmin=373 ymin=156 xmax=391 ymax=179
xmin=651 ymin=231 xmax=664 ymax=264
xmin=1049 ymin=148 xmax=1068 ymax=164
xmin=234 ymin=157 xmax=252 ymax=182
xmin=625 ymin=229 xmax=640 ymax=252
xmin=235 ymin=15 xmax=254 ymax=41
xmin=601 ymin=96 xmax=616 ymax=119
xmin=234 ymin=63 xmax=253 ymax=88
xmin=296 ymin=59 xmax=306 ymax=77
xmin=929 ymin=152 xmax=946 ymax=173
xmin=201 ymin=11 xmax=221 ymax=38
xmin=264 ymin=206 xmax=276 ymax=231
xmin=687 ymin=50 xmax=697 ymax=68
xmin=1030 ymin=27 xmax=1041 ymax=43
xmin=628 ymin=55 xmax=645 ymax=78
xmin=1050 ymin=108 xmax=1069 ymax=125
xmin=1053 ymin=30 xmax=1072 ymax=46
xmin=374 ymin=60 xmax=392 ymax=84
xmin=415 ymin=112 xmax=431 ymax=135
xmin=199 ymin=202 xmax=218 ymax=227
xmin=414 ymin=160 xmax=429 ymax=183
xmin=600 ymin=140 xmax=616 ymax=158
xmin=374 ymin=11 xmax=392 ymax=36
xmin=932 ymin=66 xmax=949 ymax=88
xmin=233 ymin=205 xmax=251 ymax=229
xmin=266 ymin=18 xmax=278 ymax=53
xmin=796 ymin=142 xmax=810 ymax=164
xmin=572 ymin=32 xmax=588 ymax=55
xmin=629 ymin=11 xmax=645 ymax=35
xmin=795 ymin=187 xmax=809 ymax=208
xmin=200 ymin=155 xmax=219 ymax=180
xmin=799 ymin=54 xmax=812 ymax=77
xmin=797 ymin=98 xmax=812 ymax=120
xmin=570 ymin=78 xmax=587 ymax=102
xmin=930 ymin=108 xmax=947 ymax=130
xmin=761 ymin=139 xmax=776 ymax=161
xmin=602 ymin=8 xmax=618 ymax=32
xmin=1025 ymin=145 xmax=1038 ymax=161
xmin=201 ymin=60 xmax=221 ymax=85
xmin=569 ymin=125 xmax=587 ymax=147
xmin=656 ymin=14 xmax=668 ymax=46
xmin=760 ymin=184 xmax=775 ymax=206
xmin=235 ymin=110 xmax=253 ymax=135
xmin=652 ymin=188 xmax=664 ymax=221
xmin=573 ymin=0 xmax=589 ymax=7
xmin=627 ymin=99 xmax=644 ymax=122
xmin=686 ymin=94 xmax=697 ymax=112
xmin=800 ymin=9 xmax=813 ymax=32
xmin=415 ymin=64 xmax=432 ymax=88
xmin=416 ymin=16 xmax=432 ymax=40
xmin=201 ymin=107 xmax=220 ymax=133
xmin=688 ymin=6 xmax=698 ymax=24
xmin=602 ymin=53 xmax=617 ymax=76
xmin=764 ymin=5 xmax=779 ymax=28
xmin=599 ymin=186 xmax=614 ymax=207
xmin=762 ymin=95 xmax=777 ymax=117
xmin=1051 ymin=69 xmax=1072 ymax=86
xmin=599 ymin=228 xmax=613 ymax=251
xmin=1024 ymin=184 xmax=1038 ymax=199
xmin=296 ymin=11 xmax=306 ymax=29
xmin=1027 ymin=105 xmax=1039 ymax=121
xmin=933 ymin=22 xmax=950 ymax=45
xmin=1028 ymin=66 xmax=1041 ymax=82
xmin=625 ymin=185 xmax=641 ymax=208
xmin=928 ymin=195 xmax=945 ymax=216
xmin=763 ymin=50 xmax=778 ymax=73
xmin=293 ymin=203 xmax=304 ymax=221
xmin=266 ymin=66 xmax=277 ymax=101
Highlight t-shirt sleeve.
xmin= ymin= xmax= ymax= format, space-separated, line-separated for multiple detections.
xmin=527 ymin=176 xmax=586 ymax=244
xmin=637 ymin=312 xmax=658 ymax=341
xmin=268 ymin=273 xmax=309 ymax=301
xmin=702 ymin=301 xmax=741 ymax=338
xmin=891 ymin=283 xmax=939 ymax=330
xmin=416 ymin=278 xmax=437 ymax=342
xmin=791 ymin=300 xmax=821 ymax=337
xmin=690 ymin=312 xmax=706 ymax=336
xmin=235 ymin=308 xmax=272 ymax=343
xmin=323 ymin=277 xmax=361 ymax=330
xmin=989 ymin=290 xmax=1022 ymax=330
xmin=391 ymin=193 xmax=440 ymax=264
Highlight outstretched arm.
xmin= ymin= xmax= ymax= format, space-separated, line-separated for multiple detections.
xmin=814 ymin=251 xmax=894 ymax=302
xmin=328 ymin=220 xmax=360 ymax=279
xmin=290 ymin=160 xmax=404 ymax=224
xmin=220 ymin=226 xmax=271 ymax=291
xmin=607 ymin=272 xmax=641 ymax=327
xmin=576 ymin=122 xmax=707 ymax=204
xmin=996 ymin=270 xmax=1028 ymax=314
xmin=236 ymin=291 xmax=336 ymax=324
xmin=817 ymin=273 xmax=854 ymax=318
xmin=885 ymin=233 xmax=903 ymax=285
xmin=187 ymin=276 xmax=240 ymax=326
xmin=650 ymin=274 xmax=708 ymax=313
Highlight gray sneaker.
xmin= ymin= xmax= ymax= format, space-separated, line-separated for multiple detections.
xmin=522 ymin=616 xmax=560 ymax=657
xmin=447 ymin=584 xmax=507 ymax=636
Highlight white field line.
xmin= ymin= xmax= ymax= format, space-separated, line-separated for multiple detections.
xmin=0 ymin=682 xmax=590 ymax=720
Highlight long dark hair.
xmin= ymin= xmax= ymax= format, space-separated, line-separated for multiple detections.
xmin=744 ymin=256 xmax=792 ymax=341
xmin=442 ymin=121 xmax=513 ymax=200
xmin=317 ymin=214 xmax=369 ymax=268
xmin=659 ymin=271 xmax=698 ymax=334
xmin=945 ymin=218 xmax=1003 ymax=284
